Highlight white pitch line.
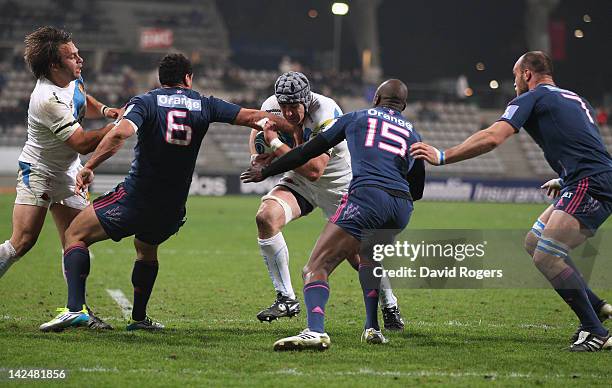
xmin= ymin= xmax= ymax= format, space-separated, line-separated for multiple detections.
xmin=106 ymin=289 xmax=132 ymax=320
xmin=73 ymin=367 xmax=607 ymax=380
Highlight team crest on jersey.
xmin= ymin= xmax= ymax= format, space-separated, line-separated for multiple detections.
xmin=502 ymin=105 xmax=519 ymax=120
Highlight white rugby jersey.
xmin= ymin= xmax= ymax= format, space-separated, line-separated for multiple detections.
xmin=19 ymin=76 xmax=87 ymax=172
xmin=261 ymin=92 xmax=352 ymax=192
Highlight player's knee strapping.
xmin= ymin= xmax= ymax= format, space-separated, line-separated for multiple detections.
xmin=535 ymin=236 xmax=569 ymax=260
xmin=530 ymin=219 xmax=545 ymax=238
xmin=262 ymin=194 xmax=293 ymax=225
xmin=0 ymin=240 xmax=18 ymax=260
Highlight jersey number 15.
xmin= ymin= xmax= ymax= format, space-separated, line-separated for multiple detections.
xmin=365 ymin=118 xmax=411 ymax=157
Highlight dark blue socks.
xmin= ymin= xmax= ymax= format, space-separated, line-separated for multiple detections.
xmin=551 ymin=267 xmax=608 ymax=336
xmin=303 ymin=281 xmax=330 ymax=333
xmin=131 ymin=260 xmax=159 ymax=321
xmin=63 ymin=244 xmax=90 ymax=312
xmin=359 ymin=263 xmax=381 ymax=330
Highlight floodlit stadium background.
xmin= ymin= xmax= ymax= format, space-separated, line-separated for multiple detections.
xmin=0 ymin=0 xmax=609 ymax=202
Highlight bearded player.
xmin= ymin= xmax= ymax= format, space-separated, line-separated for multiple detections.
xmin=411 ymin=51 xmax=612 ymax=352
xmin=248 ymin=72 xmax=405 ymax=330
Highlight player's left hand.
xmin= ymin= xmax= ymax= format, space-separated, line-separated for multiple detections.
xmin=75 ymin=167 xmax=95 ymax=195
xmin=541 ymin=178 xmax=562 ymax=198
xmin=410 ymin=142 xmax=444 ymax=165
xmin=240 ymin=166 xmax=264 ymax=183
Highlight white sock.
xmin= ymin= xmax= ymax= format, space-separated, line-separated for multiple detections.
xmin=258 ymin=232 xmax=295 ymax=299
xmin=0 ymin=240 xmax=19 ymax=278
xmin=379 ymin=275 xmax=398 ymax=308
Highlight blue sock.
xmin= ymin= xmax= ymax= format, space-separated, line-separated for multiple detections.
xmin=359 ymin=263 xmax=380 ymax=330
xmin=303 ymin=281 xmax=329 ymax=333
xmin=564 ymin=256 xmax=603 ymax=310
xmin=551 ymin=267 xmax=608 ymax=336
xmin=63 ymin=244 xmax=90 ymax=312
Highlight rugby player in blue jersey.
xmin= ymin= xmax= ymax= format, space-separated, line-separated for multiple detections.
xmin=411 ymin=51 xmax=612 ymax=352
xmin=242 ymin=79 xmax=425 ymax=350
xmin=40 ymin=53 xmax=295 ymax=332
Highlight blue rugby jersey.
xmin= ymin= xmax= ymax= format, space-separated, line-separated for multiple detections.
xmin=498 ymin=84 xmax=612 ymax=185
xmin=320 ymin=107 xmax=422 ymax=193
xmin=123 ymin=87 xmax=240 ymax=209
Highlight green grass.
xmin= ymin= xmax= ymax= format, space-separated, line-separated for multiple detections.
xmin=0 ymin=195 xmax=610 ymax=387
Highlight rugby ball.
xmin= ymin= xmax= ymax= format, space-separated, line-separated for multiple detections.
xmin=254 ymin=131 xmax=295 ymax=154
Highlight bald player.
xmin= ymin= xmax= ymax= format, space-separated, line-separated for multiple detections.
xmin=242 ymin=79 xmax=426 ymax=350
xmin=410 ymin=51 xmax=612 ymax=352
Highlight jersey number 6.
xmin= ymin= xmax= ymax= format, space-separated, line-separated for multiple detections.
xmin=166 ymin=110 xmax=192 ymax=146
xmin=365 ymin=118 xmax=411 ymax=157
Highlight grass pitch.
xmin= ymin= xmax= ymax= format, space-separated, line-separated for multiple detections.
xmin=0 ymin=194 xmax=610 ymax=387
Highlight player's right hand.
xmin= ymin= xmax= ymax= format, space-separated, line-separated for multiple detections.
xmin=240 ymin=166 xmax=264 ymax=183
xmin=410 ymin=142 xmax=444 ymax=165
xmin=75 ymin=167 xmax=95 ymax=195
xmin=541 ymin=178 xmax=562 ymax=198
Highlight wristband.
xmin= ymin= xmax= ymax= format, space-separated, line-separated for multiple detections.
xmin=436 ymin=148 xmax=446 ymax=165
xmin=101 ymin=105 xmax=109 ymax=116
xmin=269 ymin=138 xmax=283 ymax=152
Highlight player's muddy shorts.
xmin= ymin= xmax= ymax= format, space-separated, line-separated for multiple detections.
xmin=93 ymin=183 xmax=186 ymax=245
xmin=330 ymin=185 xmax=413 ymax=241
xmin=15 ymin=161 xmax=89 ymax=210
xmin=554 ymin=171 xmax=612 ymax=234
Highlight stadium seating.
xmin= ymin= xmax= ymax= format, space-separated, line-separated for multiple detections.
xmin=0 ymin=38 xmax=608 ymax=179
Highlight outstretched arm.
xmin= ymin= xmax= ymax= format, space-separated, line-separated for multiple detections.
xmin=410 ymin=121 xmax=516 ymax=165
xmin=75 ymin=119 xmax=136 ymax=194
xmin=86 ymin=94 xmax=122 ymax=119
xmin=65 ymin=122 xmax=116 ymax=155
xmin=241 ymin=134 xmax=333 ymax=182
xmin=233 ymin=108 xmax=296 ymax=134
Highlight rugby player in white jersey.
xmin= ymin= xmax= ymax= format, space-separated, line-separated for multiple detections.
xmin=0 ymin=27 xmax=121 ymax=329
xmin=249 ymin=72 xmax=405 ymax=329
